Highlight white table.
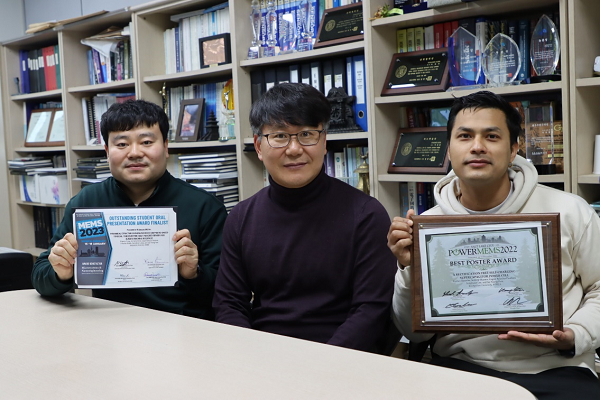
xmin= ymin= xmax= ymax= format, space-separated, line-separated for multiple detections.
xmin=0 ymin=290 xmax=536 ymax=399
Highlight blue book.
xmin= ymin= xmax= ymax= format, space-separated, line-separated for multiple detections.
xmin=174 ymin=26 xmax=181 ymax=73
xmin=261 ymin=0 xmax=267 ymax=48
xmin=332 ymin=0 xmax=340 ymax=8
xmin=352 ymin=54 xmax=368 ymax=132
xmin=309 ymin=0 xmax=318 ymax=39
xmin=19 ymin=49 xmax=30 ymax=94
xmin=86 ymin=50 xmax=95 ymax=85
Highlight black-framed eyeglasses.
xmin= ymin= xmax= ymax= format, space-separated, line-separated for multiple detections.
xmin=261 ymin=129 xmax=325 ymax=148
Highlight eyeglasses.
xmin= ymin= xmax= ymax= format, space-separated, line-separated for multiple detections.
xmin=261 ymin=129 xmax=325 ymax=148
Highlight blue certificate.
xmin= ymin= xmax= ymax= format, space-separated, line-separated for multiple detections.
xmin=73 ymin=207 xmax=178 ymax=289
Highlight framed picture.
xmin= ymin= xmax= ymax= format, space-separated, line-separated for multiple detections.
xmin=410 ymin=213 xmax=562 ymax=334
xmin=313 ymin=3 xmax=364 ymax=49
xmin=199 ymin=33 xmax=231 ymax=68
xmin=47 ymin=109 xmax=66 ymax=146
xmin=388 ymin=127 xmax=451 ymax=174
xmin=175 ymin=99 xmax=204 ymax=142
xmin=381 ymin=49 xmax=450 ymax=96
xmin=25 ymin=109 xmax=56 ymax=147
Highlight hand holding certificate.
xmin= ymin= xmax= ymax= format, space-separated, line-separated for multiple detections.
xmin=410 ymin=214 xmax=562 ymax=334
xmin=73 ymin=207 xmax=179 ymax=289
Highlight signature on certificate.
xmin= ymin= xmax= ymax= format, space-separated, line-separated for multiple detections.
xmin=114 ymin=260 xmax=131 ymax=267
xmin=445 ymin=302 xmax=477 ymax=309
xmin=144 ymin=257 xmax=166 ymax=266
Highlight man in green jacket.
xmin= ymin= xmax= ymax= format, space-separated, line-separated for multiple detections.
xmin=32 ymin=100 xmax=227 ymax=320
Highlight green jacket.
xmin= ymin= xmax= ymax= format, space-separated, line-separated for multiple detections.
xmin=32 ymin=170 xmax=227 ymax=320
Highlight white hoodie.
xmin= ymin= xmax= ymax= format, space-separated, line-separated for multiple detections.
xmin=392 ymin=155 xmax=600 ymax=374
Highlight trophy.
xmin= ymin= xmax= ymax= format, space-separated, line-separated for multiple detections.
xmin=297 ymin=0 xmax=313 ymax=52
xmin=264 ymin=1 xmax=278 ymax=57
xmin=530 ymin=14 xmax=561 ymax=82
xmin=278 ymin=6 xmax=297 ymax=54
xmin=219 ymin=79 xmax=236 ymax=142
xmin=448 ymin=27 xmax=484 ymax=89
xmin=482 ymin=33 xmax=521 ymax=86
xmin=248 ymin=0 xmax=262 ymax=59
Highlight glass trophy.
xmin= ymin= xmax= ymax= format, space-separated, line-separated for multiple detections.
xmin=219 ymin=79 xmax=236 ymax=142
xmin=296 ymin=0 xmax=313 ymax=52
xmin=447 ymin=27 xmax=484 ymax=90
xmin=530 ymin=14 xmax=561 ymax=82
xmin=264 ymin=1 xmax=278 ymax=57
xmin=248 ymin=0 xmax=262 ymax=59
xmin=278 ymin=9 xmax=297 ymax=54
xmin=482 ymin=33 xmax=521 ymax=87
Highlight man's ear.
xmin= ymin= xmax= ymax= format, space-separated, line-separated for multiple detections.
xmin=510 ymin=141 xmax=519 ymax=162
xmin=254 ymin=135 xmax=263 ymax=161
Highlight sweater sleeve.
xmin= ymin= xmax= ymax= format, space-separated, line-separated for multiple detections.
xmin=326 ymin=198 xmax=397 ymax=351
xmin=563 ymin=210 xmax=600 ymax=356
xmin=212 ymin=207 xmax=252 ymax=328
xmin=31 ymin=202 xmax=76 ymax=296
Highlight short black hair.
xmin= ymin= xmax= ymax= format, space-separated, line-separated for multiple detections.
xmin=249 ymin=83 xmax=331 ymax=136
xmin=100 ymin=99 xmax=169 ymax=144
xmin=446 ymin=91 xmax=522 ymax=146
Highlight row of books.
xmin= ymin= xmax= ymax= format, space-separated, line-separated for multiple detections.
xmin=81 ymin=25 xmax=133 ymax=85
xmin=85 ymin=40 xmax=133 ymax=85
xmin=324 ymin=146 xmax=368 ymax=189
xmin=33 ymin=206 xmax=64 ymax=249
xmin=170 ymin=152 xmax=239 ymax=212
xmin=250 ymin=54 xmax=367 ymax=132
xmin=164 ymin=81 xmax=228 ymax=141
xmin=165 ymin=3 xmax=230 ymax=74
xmin=73 ymin=157 xmax=111 ymax=188
xmin=396 ymin=10 xmax=560 ymax=84
xmin=18 ymin=46 xmax=61 ymax=94
xmin=82 ymin=93 xmax=136 ymax=145
xmin=8 ymin=157 xmax=69 ymax=205
xmin=400 ymin=182 xmax=437 ymax=217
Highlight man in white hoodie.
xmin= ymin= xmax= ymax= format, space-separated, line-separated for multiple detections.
xmin=388 ymin=91 xmax=600 ymax=399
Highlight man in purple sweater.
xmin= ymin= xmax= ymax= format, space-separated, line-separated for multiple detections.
xmin=213 ymin=83 xmax=397 ymax=352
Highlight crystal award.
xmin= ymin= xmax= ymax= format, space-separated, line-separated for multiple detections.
xmin=530 ymin=14 xmax=561 ymax=81
xmin=297 ymin=0 xmax=313 ymax=52
xmin=448 ymin=27 xmax=484 ymax=89
xmin=248 ymin=0 xmax=262 ymax=59
xmin=278 ymin=7 xmax=297 ymax=54
xmin=482 ymin=33 xmax=521 ymax=86
xmin=264 ymin=1 xmax=278 ymax=57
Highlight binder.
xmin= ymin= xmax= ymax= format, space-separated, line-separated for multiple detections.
xmin=54 ymin=45 xmax=61 ymax=89
xmin=322 ymin=59 xmax=333 ymax=96
xmin=300 ymin=63 xmax=311 ymax=85
xmin=346 ymin=56 xmax=355 ymax=98
xmin=289 ymin=64 xmax=300 ymax=83
xmin=18 ymin=50 xmax=29 ymax=94
xmin=276 ymin=66 xmax=290 ymax=84
xmin=251 ymin=69 xmax=266 ymax=104
xmin=310 ymin=61 xmax=322 ymax=92
xmin=332 ymin=57 xmax=346 ymax=93
xmin=352 ymin=54 xmax=367 ymax=132
xmin=264 ymin=68 xmax=277 ymax=91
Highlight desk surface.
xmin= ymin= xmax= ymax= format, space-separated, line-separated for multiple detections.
xmin=0 ymin=290 xmax=535 ymax=399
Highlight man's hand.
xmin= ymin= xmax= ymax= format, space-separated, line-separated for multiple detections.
xmin=387 ymin=209 xmax=415 ymax=267
xmin=498 ymin=328 xmax=575 ymax=351
xmin=48 ymin=233 xmax=78 ymax=281
xmin=173 ymin=229 xmax=199 ymax=279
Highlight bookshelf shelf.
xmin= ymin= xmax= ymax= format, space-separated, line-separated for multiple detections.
xmin=16 ymin=201 xmax=66 ymax=208
xmin=68 ymin=79 xmax=136 ymax=93
xmin=71 ymin=145 xmax=105 ymax=151
xmin=374 ymin=82 xmax=562 ymax=105
xmin=143 ymin=64 xmax=233 ymax=84
xmin=371 ymin=0 xmax=560 ymax=29
xmin=378 ymin=174 xmax=444 ymax=184
xmin=575 ymin=77 xmax=600 ymax=88
xmin=578 ymin=174 xmax=600 ymax=185
xmin=14 ymin=146 xmax=66 ymax=152
xmin=168 ymin=141 xmax=236 ymax=149
xmin=239 ymin=41 xmax=365 ymax=68
xmin=10 ymin=89 xmax=62 ymax=101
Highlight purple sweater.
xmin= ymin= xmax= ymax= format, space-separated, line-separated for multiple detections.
xmin=213 ymin=168 xmax=396 ymax=351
